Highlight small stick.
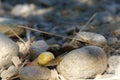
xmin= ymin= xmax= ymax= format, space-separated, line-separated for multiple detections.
xmin=7 ymin=26 xmax=26 ymax=44
xmin=71 ymin=13 xmax=97 ymax=43
xmin=17 ymin=25 xmax=103 ymax=46
xmin=17 ymin=25 xmax=73 ymax=40
xmin=79 ymin=13 xmax=97 ymax=32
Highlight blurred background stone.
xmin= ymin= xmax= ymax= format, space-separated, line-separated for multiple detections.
xmin=0 ymin=17 xmax=27 ymax=37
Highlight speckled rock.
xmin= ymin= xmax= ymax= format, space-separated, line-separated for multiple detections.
xmin=0 ymin=33 xmax=18 ymax=68
xmin=57 ymin=46 xmax=108 ymax=79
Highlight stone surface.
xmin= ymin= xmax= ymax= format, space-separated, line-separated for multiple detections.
xmin=74 ymin=32 xmax=107 ymax=46
xmin=19 ymin=66 xmax=51 ymax=80
xmin=0 ymin=17 xmax=26 ymax=37
xmin=11 ymin=4 xmax=36 ymax=17
xmin=102 ymin=74 xmax=120 ymax=80
xmin=29 ymin=40 xmax=49 ymax=61
xmin=107 ymin=55 xmax=120 ymax=74
xmin=0 ymin=33 xmax=18 ymax=68
xmin=57 ymin=46 xmax=108 ymax=79
xmin=107 ymin=37 xmax=118 ymax=45
xmin=115 ymin=63 xmax=120 ymax=76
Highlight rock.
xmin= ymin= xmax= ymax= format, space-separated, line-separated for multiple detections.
xmin=93 ymin=11 xmax=114 ymax=24
xmin=35 ymin=7 xmax=54 ymax=15
xmin=114 ymin=29 xmax=120 ymax=37
xmin=73 ymin=32 xmax=107 ymax=46
xmin=0 ymin=17 xmax=27 ymax=37
xmin=107 ymin=55 xmax=120 ymax=74
xmin=50 ymin=69 xmax=60 ymax=80
xmin=93 ymin=22 xmax=120 ymax=35
xmin=102 ymin=74 xmax=120 ymax=80
xmin=107 ymin=55 xmax=120 ymax=73
xmin=115 ymin=63 xmax=120 ymax=75
xmin=11 ymin=4 xmax=36 ymax=17
xmin=107 ymin=37 xmax=118 ymax=45
xmin=29 ymin=40 xmax=49 ymax=61
xmin=0 ymin=33 xmax=18 ymax=68
xmin=57 ymin=46 xmax=108 ymax=79
xmin=19 ymin=66 xmax=51 ymax=80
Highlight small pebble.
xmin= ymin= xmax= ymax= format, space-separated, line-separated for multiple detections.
xmin=29 ymin=40 xmax=49 ymax=61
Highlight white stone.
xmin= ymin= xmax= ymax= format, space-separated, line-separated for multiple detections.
xmin=107 ymin=55 xmax=120 ymax=74
xmin=0 ymin=33 xmax=18 ymax=68
xmin=57 ymin=46 xmax=107 ymax=79
xmin=75 ymin=32 xmax=107 ymax=46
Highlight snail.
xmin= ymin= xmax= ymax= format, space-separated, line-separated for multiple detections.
xmin=0 ymin=33 xmax=18 ymax=68
xmin=57 ymin=46 xmax=108 ymax=79
xmin=37 ymin=52 xmax=55 ymax=66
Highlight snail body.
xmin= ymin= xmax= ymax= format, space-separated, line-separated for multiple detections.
xmin=37 ymin=52 xmax=55 ymax=66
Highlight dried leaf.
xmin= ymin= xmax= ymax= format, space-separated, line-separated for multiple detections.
xmin=1 ymin=65 xmax=18 ymax=80
xmin=17 ymin=40 xmax=31 ymax=59
xmin=12 ymin=56 xmax=22 ymax=68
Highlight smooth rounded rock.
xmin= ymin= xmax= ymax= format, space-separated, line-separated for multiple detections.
xmin=57 ymin=46 xmax=108 ymax=79
xmin=0 ymin=33 xmax=18 ymax=68
xmin=0 ymin=17 xmax=26 ymax=37
xmin=19 ymin=66 xmax=51 ymax=80
xmin=75 ymin=32 xmax=107 ymax=46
